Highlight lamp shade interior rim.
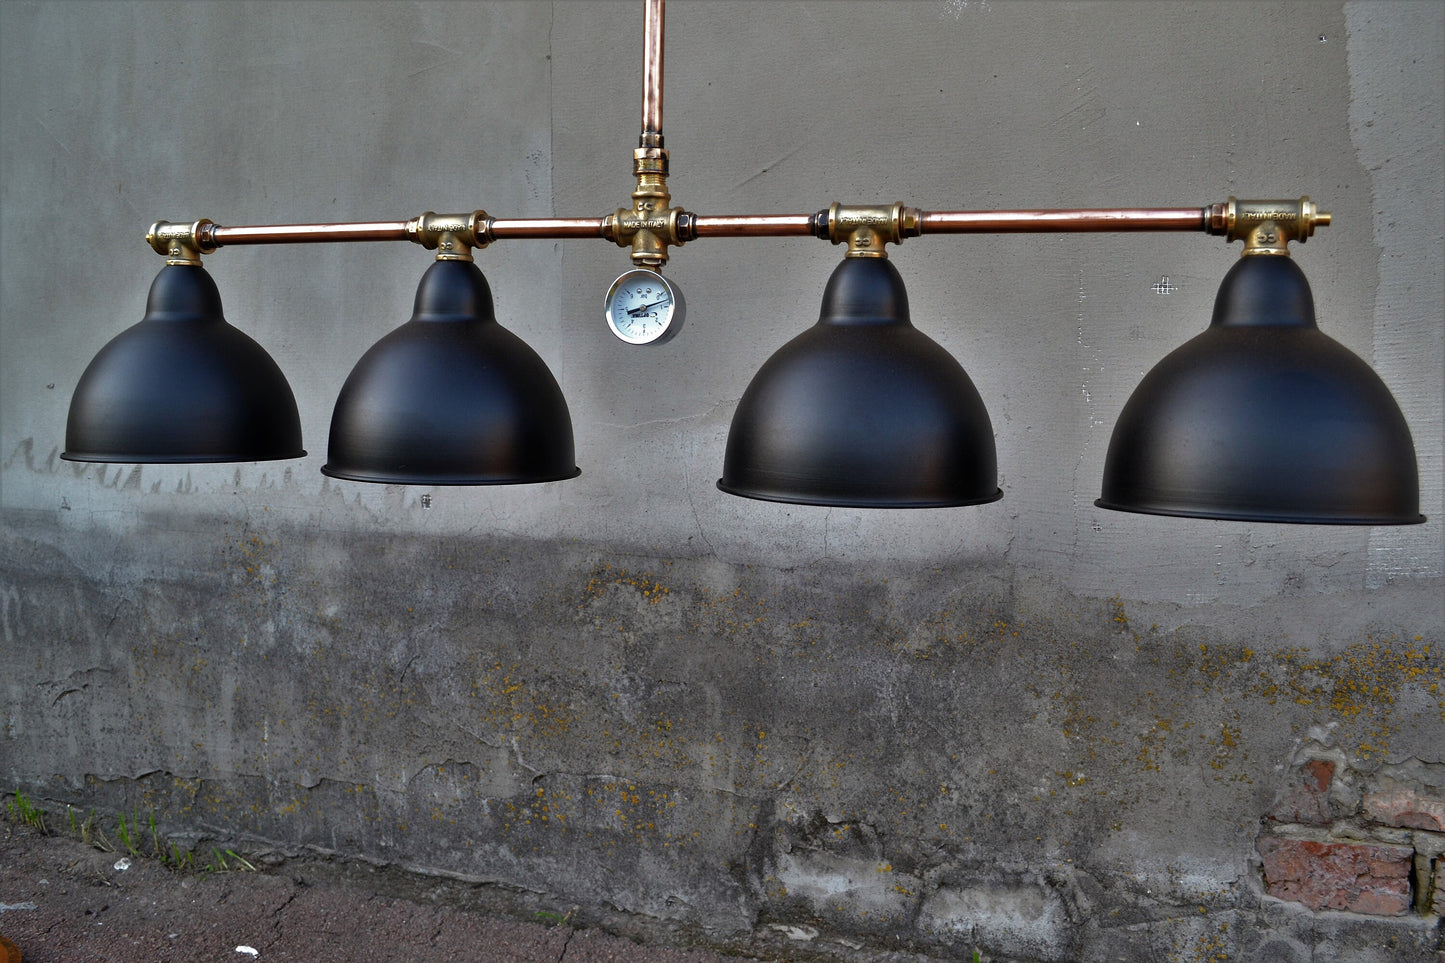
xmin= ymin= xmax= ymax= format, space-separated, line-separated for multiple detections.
xmin=321 ymin=465 xmax=581 ymax=486
xmin=61 ymin=450 xmax=307 ymax=463
xmin=718 ymin=479 xmax=1003 ymax=509
xmin=1094 ymin=497 xmax=1425 ymax=525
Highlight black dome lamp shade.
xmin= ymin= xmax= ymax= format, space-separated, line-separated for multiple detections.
xmin=718 ymin=256 xmax=1000 ymax=507
xmin=63 ymin=263 xmax=305 ymax=463
xmin=322 ymin=259 xmax=579 ymax=485
xmin=1097 ymin=254 xmax=1423 ymax=524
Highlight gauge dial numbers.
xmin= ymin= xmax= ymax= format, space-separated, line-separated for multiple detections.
xmin=604 ymin=269 xmax=685 ymax=345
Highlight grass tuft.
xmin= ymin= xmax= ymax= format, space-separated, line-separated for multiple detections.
xmin=8 ymin=789 xmax=255 ymax=875
xmin=5 ymin=791 xmax=48 ymax=834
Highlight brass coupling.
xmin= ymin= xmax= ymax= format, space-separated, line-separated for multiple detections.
xmin=406 ymin=211 xmax=490 ymax=261
xmin=820 ymin=203 xmax=924 ymax=258
xmin=1207 ymin=196 xmax=1331 ymax=255
xmin=147 ymin=220 xmax=216 ymax=265
xmin=632 ymin=145 xmax=669 ymax=181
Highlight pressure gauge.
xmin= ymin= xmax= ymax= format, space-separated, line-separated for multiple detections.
xmin=604 ymin=268 xmax=685 ymax=345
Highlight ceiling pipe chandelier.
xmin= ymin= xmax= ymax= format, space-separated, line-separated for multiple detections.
xmin=63 ymin=0 xmax=1423 ymax=524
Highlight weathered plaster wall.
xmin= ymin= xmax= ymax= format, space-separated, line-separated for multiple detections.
xmin=1 ymin=3 xmax=1441 ymax=960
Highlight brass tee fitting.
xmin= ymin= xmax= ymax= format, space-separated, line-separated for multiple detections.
xmin=407 ymin=211 xmax=490 ymax=261
xmin=147 ymin=220 xmax=216 ymax=265
xmin=822 ymin=203 xmax=924 ymax=258
xmin=1207 ymin=197 xmax=1331 ymax=255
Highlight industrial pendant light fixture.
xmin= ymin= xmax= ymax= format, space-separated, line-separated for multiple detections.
xmin=718 ymin=235 xmax=999 ymax=507
xmin=63 ymin=231 xmax=304 ymax=465
xmin=1096 ymin=212 xmax=1422 ymax=524
xmin=65 ymin=1 xmax=1423 ymax=526
xmin=323 ymin=217 xmax=579 ymax=486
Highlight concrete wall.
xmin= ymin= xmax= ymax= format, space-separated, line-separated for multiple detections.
xmin=2 ymin=2 xmax=1441 ymax=959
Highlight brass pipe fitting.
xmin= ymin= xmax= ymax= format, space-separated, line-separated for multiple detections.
xmin=146 ymin=220 xmax=216 ymax=265
xmin=406 ymin=211 xmax=490 ymax=261
xmin=823 ymin=203 xmax=923 ymax=258
xmin=611 ymin=146 xmax=686 ymax=269
xmin=1207 ymin=196 xmax=1331 ymax=255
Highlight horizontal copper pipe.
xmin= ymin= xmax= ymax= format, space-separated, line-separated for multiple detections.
xmin=190 ymin=206 xmax=1218 ymax=251
xmin=489 ymin=218 xmax=610 ymax=240
xmin=209 ymin=221 xmax=410 ymax=246
xmin=691 ymin=214 xmax=817 ymax=238
xmin=920 ymin=208 xmax=1208 ymax=233
xmin=206 ymin=217 xmax=612 ymax=246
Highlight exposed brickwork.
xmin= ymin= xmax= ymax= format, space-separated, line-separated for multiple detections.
xmin=1363 ymin=788 xmax=1445 ymax=832
xmin=1269 ymin=758 xmax=1336 ymax=825
xmin=1261 ymin=752 xmax=1445 ymax=919
xmin=1257 ymin=837 xmax=1413 ymax=916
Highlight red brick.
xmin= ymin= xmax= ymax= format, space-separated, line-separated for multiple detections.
xmin=1268 ymin=758 xmax=1336 ymax=825
xmin=1257 ymin=836 xmax=1413 ymax=915
xmin=1363 ymin=787 xmax=1445 ymax=832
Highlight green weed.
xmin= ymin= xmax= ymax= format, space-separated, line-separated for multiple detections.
xmin=10 ymin=790 xmax=252 ymax=876
xmin=115 ymin=811 xmax=142 ymax=857
xmin=208 ymin=848 xmax=256 ymax=873
xmin=4 ymin=791 xmax=48 ymax=833
xmin=65 ymin=805 xmax=106 ymax=850
xmin=166 ymin=841 xmax=196 ymax=871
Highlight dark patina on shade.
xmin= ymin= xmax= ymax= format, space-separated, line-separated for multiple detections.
xmin=63 ymin=263 xmax=304 ymax=463
xmin=1097 ymin=255 xmax=1422 ymax=524
xmin=323 ymin=259 xmax=579 ymax=485
xmin=719 ymin=256 xmax=1000 ymax=508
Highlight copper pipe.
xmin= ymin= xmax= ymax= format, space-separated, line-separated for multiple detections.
xmin=641 ymin=0 xmax=664 ymax=147
xmin=489 ymin=218 xmax=610 ymax=240
xmin=207 ymin=217 xmax=613 ymax=247
xmin=209 ymin=221 xmax=410 ymax=246
xmin=920 ymin=208 xmax=1208 ymax=234
xmin=188 ymin=206 xmax=1226 ymax=250
xmin=691 ymin=214 xmax=818 ymax=238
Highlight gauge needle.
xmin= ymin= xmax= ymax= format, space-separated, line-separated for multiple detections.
xmin=627 ymin=299 xmax=670 ymax=317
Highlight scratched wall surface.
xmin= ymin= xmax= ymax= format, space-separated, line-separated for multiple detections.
xmin=1 ymin=3 xmax=1441 ymax=961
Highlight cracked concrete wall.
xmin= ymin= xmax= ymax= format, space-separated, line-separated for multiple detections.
xmin=2 ymin=2 xmax=1441 ymax=960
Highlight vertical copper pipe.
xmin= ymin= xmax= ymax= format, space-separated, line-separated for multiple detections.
xmin=641 ymin=0 xmax=664 ymax=147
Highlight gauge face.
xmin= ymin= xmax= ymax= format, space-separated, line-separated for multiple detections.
xmin=605 ymin=269 xmax=684 ymax=345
